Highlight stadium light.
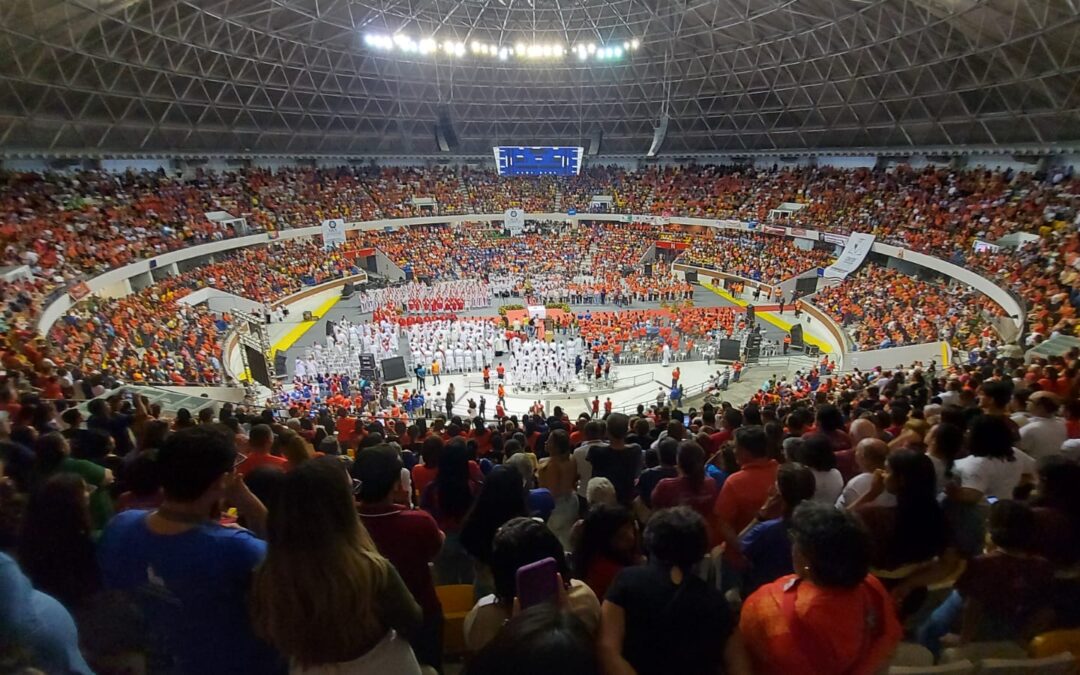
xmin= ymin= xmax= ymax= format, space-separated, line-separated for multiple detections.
xmin=363 ymin=32 xmax=639 ymax=62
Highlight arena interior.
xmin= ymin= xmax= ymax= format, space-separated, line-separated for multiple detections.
xmin=2 ymin=0 xmax=1080 ymax=673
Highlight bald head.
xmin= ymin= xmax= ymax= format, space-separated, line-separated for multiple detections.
xmin=849 ymin=417 xmax=877 ymax=444
xmin=854 ymin=438 xmax=889 ymax=472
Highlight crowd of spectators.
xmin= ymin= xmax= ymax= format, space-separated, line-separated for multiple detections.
xmin=3 ymin=339 xmax=1079 ymax=674
xmin=0 ymin=162 xmax=1075 ymax=394
xmin=813 ymin=266 xmax=1006 ymax=351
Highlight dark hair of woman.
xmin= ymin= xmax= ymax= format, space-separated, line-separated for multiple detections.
xmin=17 ymin=472 xmax=101 ymax=608
xmin=815 ymin=404 xmax=845 ymax=433
xmin=573 ymin=504 xmax=635 ymax=581
xmin=795 ymin=433 xmax=837 ymax=471
xmin=464 ymin=604 xmax=597 ymax=675
xmin=966 ymin=414 xmax=1016 ymax=461
xmin=789 ymin=502 xmax=870 ymax=589
xmin=460 ymin=466 xmax=529 ymax=566
xmin=929 ymin=422 xmax=964 ymax=479
xmin=138 ymin=419 xmax=171 ymax=454
xmin=676 ymin=441 xmax=706 ymax=490
xmin=776 ymin=462 xmax=817 ymax=520
xmin=886 ymin=449 xmax=948 ymax=565
xmin=643 ymin=505 xmax=708 ymax=571
xmin=435 ymin=438 xmax=475 ymax=520
xmin=489 ymin=517 xmax=571 ymax=602
xmin=32 ymin=432 xmax=68 ymax=478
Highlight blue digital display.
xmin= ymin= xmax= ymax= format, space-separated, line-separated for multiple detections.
xmin=494 ymin=146 xmax=584 ymax=176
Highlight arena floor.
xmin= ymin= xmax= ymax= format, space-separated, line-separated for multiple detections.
xmin=268 ymin=284 xmax=798 ymax=416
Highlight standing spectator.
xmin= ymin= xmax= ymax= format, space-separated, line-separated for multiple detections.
xmin=598 ymin=506 xmax=732 ymax=675
xmin=635 ymin=438 xmax=678 ymax=512
xmin=464 ymin=517 xmax=600 ymax=653
xmin=252 ymin=457 xmax=423 ymax=673
xmin=792 ymin=434 xmax=844 ymax=505
xmin=731 ymin=503 xmax=901 ymax=674
xmin=739 ymin=463 xmax=817 ymax=595
xmin=97 ymin=425 xmax=282 ymax=675
xmin=32 ymin=432 xmax=114 ymax=531
xmin=465 ymin=604 xmax=598 ymax=675
xmin=836 ymin=438 xmax=895 ymax=508
xmin=354 ymin=446 xmax=445 ymax=671
xmin=460 ymin=466 xmax=530 ymax=595
xmin=235 ymin=424 xmax=286 ymax=475
xmin=586 ymin=413 xmax=643 ymax=506
xmin=714 ymin=426 xmax=778 ymax=549
xmin=1019 ymin=391 xmax=1068 ymax=459
xmin=651 ymin=441 xmax=720 ymax=527
xmin=420 ymin=439 xmax=480 ymax=584
xmin=573 ymin=504 xmax=638 ymax=599
xmin=952 ymin=415 xmax=1034 ymax=503
xmin=87 ymin=393 xmax=146 ymax=458
xmin=17 ymin=473 xmax=101 ymax=610
xmin=539 ymin=428 xmax=580 ymax=550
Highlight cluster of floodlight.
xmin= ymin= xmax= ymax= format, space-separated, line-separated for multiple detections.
xmin=363 ymin=33 xmax=640 ymax=62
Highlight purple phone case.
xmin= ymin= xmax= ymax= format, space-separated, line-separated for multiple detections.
xmin=516 ymin=557 xmax=560 ymax=610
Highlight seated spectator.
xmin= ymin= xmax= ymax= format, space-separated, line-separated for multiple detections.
xmin=353 ymin=445 xmax=444 ymax=671
xmin=573 ymin=504 xmax=638 ymax=599
xmin=732 ymin=503 xmax=901 ymax=674
xmin=739 ymin=462 xmax=817 ymax=595
xmin=464 ymin=517 xmax=600 ymax=653
xmin=0 ymin=552 xmax=93 ymax=675
xmin=251 ymin=457 xmax=423 ymax=673
xmin=791 ymin=433 xmax=843 ymax=505
xmin=916 ymin=500 xmax=1055 ymax=659
xmin=598 ymin=506 xmax=732 ymax=675
xmin=465 ymin=604 xmax=598 ymax=675
xmin=97 ymin=425 xmax=282 ymax=675
xmin=836 ymin=438 xmax=895 ymax=508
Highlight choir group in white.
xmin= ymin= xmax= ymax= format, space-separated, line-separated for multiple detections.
xmin=292 ymin=317 xmax=399 ymax=382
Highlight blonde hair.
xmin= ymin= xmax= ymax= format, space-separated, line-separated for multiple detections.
xmin=278 ymin=429 xmax=315 ymax=467
xmin=586 ymin=477 xmax=617 ymax=507
xmin=251 ymin=458 xmax=390 ymax=667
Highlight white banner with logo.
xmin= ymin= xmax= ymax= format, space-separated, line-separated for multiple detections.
xmin=504 ymin=208 xmax=525 ymax=234
xmin=527 ymin=304 xmax=547 ymax=319
xmin=321 ymin=218 xmax=346 ymax=247
xmin=824 ymin=232 xmax=876 ymax=279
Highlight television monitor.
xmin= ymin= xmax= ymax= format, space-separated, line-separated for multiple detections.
xmin=493 ymin=146 xmax=583 ymax=176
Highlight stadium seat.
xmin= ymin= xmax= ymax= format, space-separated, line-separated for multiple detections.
xmin=978 ymin=653 xmax=1077 ymax=674
xmin=890 ymin=643 xmax=936 ymax=667
xmin=436 ymin=584 xmax=475 ymax=656
xmin=889 ymin=659 xmax=976 ymax=674
xmin=1031 ymin=631 xmax=1080 ymax=661
xmin=942 ymin=642 xmax=1029 ymax=664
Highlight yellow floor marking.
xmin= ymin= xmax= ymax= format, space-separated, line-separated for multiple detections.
xmin=269 ymin=295 xmax=342 ymax=356
xmin=700 ymin=282 xmax=833 ymax=354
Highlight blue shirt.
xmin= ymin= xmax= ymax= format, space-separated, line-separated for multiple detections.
xmin=740 ymin=518 xmax=794 ymax=595
xmin=97 ymin=510 xmax=284 ymax=675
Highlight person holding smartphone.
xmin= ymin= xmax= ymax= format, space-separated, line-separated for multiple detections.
xmin=464 ymin=517 xmax=599 ymax=653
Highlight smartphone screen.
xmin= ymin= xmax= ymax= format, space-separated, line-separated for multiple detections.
xmin=516 ymin=557 xmax=560 ymax=610
xmin=233 ymin=453 xmax=248 ymax=469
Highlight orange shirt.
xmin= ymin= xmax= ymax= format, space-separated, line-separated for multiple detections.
xmin=714 ymin=458 xmax=778 ymax=533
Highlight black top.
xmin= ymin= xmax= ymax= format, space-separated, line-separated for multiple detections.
xmin=587 ymin=443 xmax=643 ymax=505
xmin=607 ymin=563 xmax=733 ymax=675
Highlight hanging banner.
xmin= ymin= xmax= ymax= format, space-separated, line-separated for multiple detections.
xmin=821 ymin=232 xmax=848 ymax=245
xmin=504 ymin=208 xmax=525 ymax=234
xmin=790 ymin=227 xmax=819 ymax=241
xmin=762 ymin=225 xmax=787 ymax=235
xmin=321 ymin=218 xmax=346 ymax=247
xmin=824 ymin=232 xmax=876 ymax=279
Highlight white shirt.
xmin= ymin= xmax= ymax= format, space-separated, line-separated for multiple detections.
xmin=836 ymin=472 xmax=898 ymax=509
xmin=1018 ymin=416 xmax=1068 ymax=460
xmin=809 ymin=468 xmax=844 ymax=505
xmin=573 ymin=442 xmax=601 ymax=497
xmin=954 ymin=450 xmax=1034 ymax=499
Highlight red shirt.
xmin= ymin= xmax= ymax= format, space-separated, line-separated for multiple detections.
xmin=714 ymin=458 xmax=779 ymax=533
xmin=236 ymin=451 xmax=287 ymax=476
xmin=358 ymin=504 xmax=443 ymax=617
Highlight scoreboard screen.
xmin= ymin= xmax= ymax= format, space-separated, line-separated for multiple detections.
xmin=494 ymin=146 xmax=583 ymax=176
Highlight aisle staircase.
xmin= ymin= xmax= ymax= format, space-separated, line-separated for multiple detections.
xmin=553 ymin=188 xmax=563 ymax=212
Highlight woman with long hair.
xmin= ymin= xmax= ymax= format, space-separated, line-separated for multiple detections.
xmin=573 ymin=504 xmax=638 ymax=599
xmin=459 ymin=465 xmax=529 ymax=594
xmin=17 ymin=473 xmax=101 ymax=610
xmin=420 ymin=438 xmax=480 ymax=584
xmin=926 ymin=421 xmax=964 ymax=491
xmin=32 ymin=432 xmax=113 ymax=530
xmin=650 ymin=441 xmax=719 ymax=527
xmin=952 ymin=414 xmax=1033 ymax=502
xmin=278 ymin=429 xmax=316 ymax=471
xmin=251 ymin=457 xmax=422 ymax=673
